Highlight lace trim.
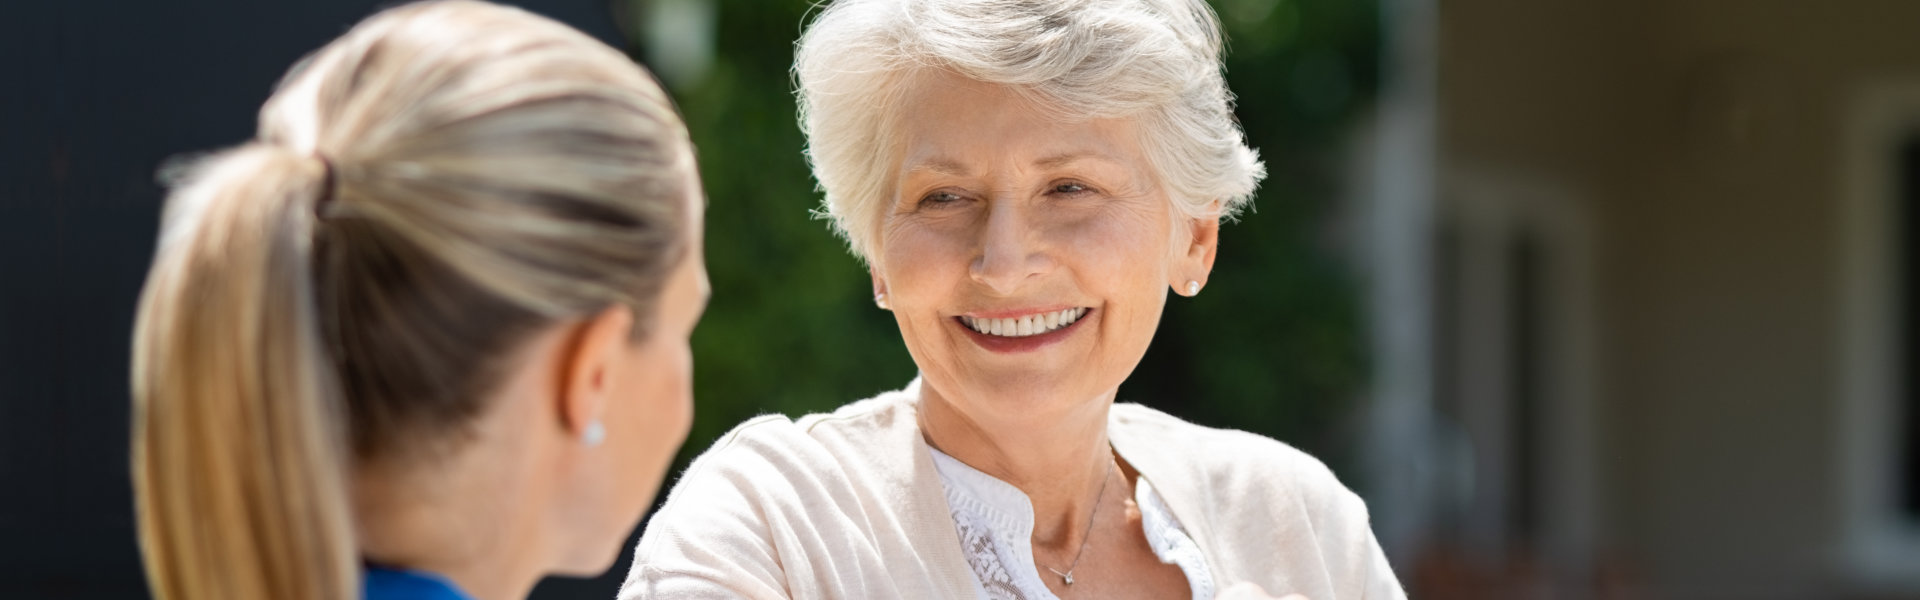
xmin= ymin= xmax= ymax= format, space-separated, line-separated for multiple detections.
xmin=950 ymin=505 xmax=1031 ymax=600
xmin=1138 ymin=478 xmax=1215 ymax=600
xmin=932 ymin=447 xmax=1216 ymax=600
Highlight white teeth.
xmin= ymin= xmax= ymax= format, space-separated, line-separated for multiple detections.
xmin=963 ymin=308 xmax=1088 ymax=338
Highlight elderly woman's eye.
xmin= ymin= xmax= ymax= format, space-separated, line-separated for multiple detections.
xmin=919 ymin=191 xmax=964 ymax=206
xmin=1051 ymin=182 xmax=1091 ymax=195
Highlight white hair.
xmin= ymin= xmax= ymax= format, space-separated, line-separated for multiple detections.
xmin=794 ymin=0 xmax=1266 ymax=261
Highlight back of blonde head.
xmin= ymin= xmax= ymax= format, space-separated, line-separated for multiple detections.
xmin=130 ymin=3 xmax=693 ymax=599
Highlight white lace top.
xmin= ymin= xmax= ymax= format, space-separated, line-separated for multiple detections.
xmin=928 ymin=447 xmax=1216 ymax=600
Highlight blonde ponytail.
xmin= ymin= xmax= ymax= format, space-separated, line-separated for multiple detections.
xmin=130 ymin=2 xmax=695 ymax=599
xmin=133 ymin=144 xmax=356 ymax=600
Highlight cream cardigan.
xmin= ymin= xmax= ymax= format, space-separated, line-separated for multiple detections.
xmin=619 ymin=380 xmax=1405 ymax=599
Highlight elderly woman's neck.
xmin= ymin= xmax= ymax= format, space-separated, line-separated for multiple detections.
xmin=917 ymin=383 xmax=1119 ymax=540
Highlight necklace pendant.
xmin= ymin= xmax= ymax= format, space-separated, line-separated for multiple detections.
xmin=1063 ymin=572 xmax=1074 ymax=585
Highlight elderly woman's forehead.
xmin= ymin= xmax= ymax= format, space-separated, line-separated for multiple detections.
xmin=897 ymin=73 xmax=1038 ymax=115
xmin=896 ymin=134 xmax=1146 ymax=182
xmin=898 ymin=77 xmax=1142 ymax=149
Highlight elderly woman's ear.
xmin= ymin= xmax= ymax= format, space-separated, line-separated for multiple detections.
xmin=870 ymin=269 xmax=890 ymax=310
xmin=1172 ymin=201 xmax=1224 ymax=297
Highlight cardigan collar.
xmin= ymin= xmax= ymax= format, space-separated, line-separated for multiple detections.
xmin=889 ymin=377 xmax=1224 ymax=587
xmin=824 ymin=376 xmax=983 ymax=597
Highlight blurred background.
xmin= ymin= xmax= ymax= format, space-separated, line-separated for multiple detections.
xmin=4 ymin=0 xmax=1919 ymax=598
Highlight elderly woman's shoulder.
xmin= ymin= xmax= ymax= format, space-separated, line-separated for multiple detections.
xmin=1110 ymin=402 xmax=1349 ymax=497
xmin=625 ymin=391 xmax=940 ymax=598
xmin=655 ymin=387 xmax=921 ymax=495
xmin=629 ymin=390 xmax=919 ymax=557
xmin=674 ymin=388 xmax=917 ymax=468
xmin=1112 ymin=403 xmax=1404 ymax=598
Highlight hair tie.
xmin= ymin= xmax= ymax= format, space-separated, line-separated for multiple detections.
xmin=313 ymin=154 xmax=338 ymax=216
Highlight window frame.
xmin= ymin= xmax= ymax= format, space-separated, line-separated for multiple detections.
xmin=1434 ymin=167 xmax=1602 ymax=569
xmin=1837 ymin=82 xmax=1920 ymax=588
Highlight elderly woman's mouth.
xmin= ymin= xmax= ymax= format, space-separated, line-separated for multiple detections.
xmin=957 ymin=307 xmax=1089 ymax=338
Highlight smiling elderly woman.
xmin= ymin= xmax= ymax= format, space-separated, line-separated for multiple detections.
xmin=620 ymin=0 xmax=1404 ymax=599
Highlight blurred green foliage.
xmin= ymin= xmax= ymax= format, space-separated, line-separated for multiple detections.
xmin=638 ymin=0 xmax=1380 ymax=473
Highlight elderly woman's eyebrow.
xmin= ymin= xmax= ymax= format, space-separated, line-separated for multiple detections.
xmin=903 ymin=157 xmax=973 ymax=177
xmin=1032 ymin=151 xmax=1123 ymax=170
xmin=904 ymin=152 xmax=1124 ymax=178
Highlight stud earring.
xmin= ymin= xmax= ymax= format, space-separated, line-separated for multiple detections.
xmin=582 ymin=420 xmax=606 ymax=447
xmin=1186 ymin=281 xmax=1201 ymax=296
xmin=874 ymin=292 xmax=890 ymax=310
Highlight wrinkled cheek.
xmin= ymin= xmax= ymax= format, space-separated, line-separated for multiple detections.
xmin=1070 ymin=206 xmax=1165 ymax=260
xmin=1071 ymin=223 xmax=1171 ymax=357
xmin=882 ymin=231 xmax=970 ymax=303
xmin=1071 ymin=231 xmax=1168 ymax=297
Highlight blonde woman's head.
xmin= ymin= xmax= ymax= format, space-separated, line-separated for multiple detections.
xmin=130 ymin=2 xmax=705 ymax=599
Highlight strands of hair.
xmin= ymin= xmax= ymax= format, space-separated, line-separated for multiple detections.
xmin=129 ymin=2 xmax=693 ymax=599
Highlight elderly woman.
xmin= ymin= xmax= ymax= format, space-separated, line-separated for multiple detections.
xmin=621 ymin=0 xmax=1403 ymax=598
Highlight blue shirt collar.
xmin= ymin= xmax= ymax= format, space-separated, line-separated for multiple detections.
xmin=363 ymin=564 xmax=475 ymax=600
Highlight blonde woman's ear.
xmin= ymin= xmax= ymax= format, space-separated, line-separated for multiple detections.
xmin=559 ymin=305 xmax=634 ymax=442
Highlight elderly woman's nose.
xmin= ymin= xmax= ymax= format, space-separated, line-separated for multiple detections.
xmin=969 ymin=200 xmax=1053 ymax=294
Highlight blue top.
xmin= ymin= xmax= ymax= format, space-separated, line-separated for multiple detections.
xmin=363 ymin=564 xmax=474 ymax=600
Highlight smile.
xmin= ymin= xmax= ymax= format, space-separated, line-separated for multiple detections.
xmin=957 ymin=307 xmax=1088 ymax=338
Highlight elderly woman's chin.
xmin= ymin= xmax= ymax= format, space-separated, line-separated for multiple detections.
xmin=934 ymin=363 xmax=1120 ymax=418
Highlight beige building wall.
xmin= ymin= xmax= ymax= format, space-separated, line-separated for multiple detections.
xmin=1435 ymin=0 xmax=1920 ymax=596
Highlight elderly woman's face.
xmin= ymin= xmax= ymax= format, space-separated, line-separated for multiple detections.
xmin=875 ymin=74 xmax=1217 ymax=415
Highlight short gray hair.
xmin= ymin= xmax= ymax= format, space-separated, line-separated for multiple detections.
xmin=794 ymin=0 xmax=1266 ymax=261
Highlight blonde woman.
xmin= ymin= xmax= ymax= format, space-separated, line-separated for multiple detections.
xmin=129 ymin=2 xmax=706 ymax=599
xmin=622 ymin=0 xmax=1401 ymax=599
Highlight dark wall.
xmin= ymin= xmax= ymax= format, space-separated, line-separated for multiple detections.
xmin=0 ymin=2 xmax=634 ymax=598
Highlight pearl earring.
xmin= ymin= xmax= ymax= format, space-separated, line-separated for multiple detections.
xmin=1186 ymin=281 xmax=1201 ymax=296
xmin=582 ymin=420 xmax=606 ymax=447
xmin=874 ymin=292 xmax=890 ymax=310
